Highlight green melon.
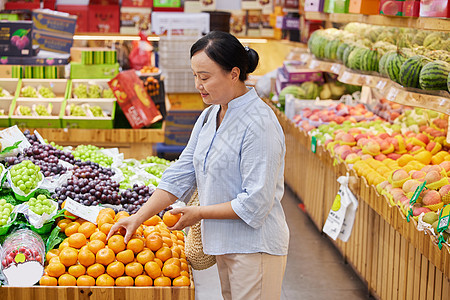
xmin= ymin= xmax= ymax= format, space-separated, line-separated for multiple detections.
xmin=419 ymin=60 xmax=450 ymax=90
xmin=399 ymin=55 xmax=432 ymax=88
xmin=425 ymin=50 xmax=450 ymax=64
xmin=347 ymin=47 xmax=366 ymax=70
xmin=386 ymin=52 xmax=407 ymax=84
xmin=423 ymin=32 xmax=443 ymax=49
xmin=324 ymin=40 xmax=340 ymax=61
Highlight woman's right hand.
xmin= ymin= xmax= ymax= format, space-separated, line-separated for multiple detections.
xmin=107 ymin=214 xmax=142 ymax=243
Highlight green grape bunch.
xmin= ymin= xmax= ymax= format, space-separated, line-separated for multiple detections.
xmin=143 ymin=156 xmax=171 ymax=166
xmin=88 ymin=84 xmax=101 ymax=98
xmin=10 ymin=160 xmax=42 ymax=194
xmin=18 ymin=105 xmax=32 ymax=116
xmin=89 ymin=105 xmax=105 ymax=117
xmin=102 ymin=88 xmax=114 ymax=98
xmin=38 ymin=86 xmax=56 ymax=98
xmin=73 ymin=84 xmax=88 ymax=98
xmin=145 ymin=165 xmax=164 ymax=178
xmin=28 ymin=194 xmax=56 ymax=216
xmin=0 ymin=199 xmax=14 ymax=226
xmin=21 ymin=86 xmax=38 ymax=98
xmin=69 ymin=104 xmax=87 ymax=116
xmin=35 ymin=104 xmax=50 ymax=116
xmin=72 ymin=144 xmax=113 ymax=167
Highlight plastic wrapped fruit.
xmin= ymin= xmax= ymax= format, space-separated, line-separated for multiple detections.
xmin=0 ymin=229 xmax=45 ymax=286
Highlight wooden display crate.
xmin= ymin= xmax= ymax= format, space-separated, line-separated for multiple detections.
xmin=264 ymin=98 xmax=450 ymax=300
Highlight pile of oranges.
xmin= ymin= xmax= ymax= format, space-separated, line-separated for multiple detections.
xmin=39 ymin=208 xmax=190 ymax=287
xmin=140 ymin=66 xmax=159 ymax=74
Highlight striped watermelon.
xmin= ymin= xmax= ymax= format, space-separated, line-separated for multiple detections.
xmin=399 ymin=55 xmax=431 ymax=88
xmin=343 ymin=45 xmax=356 ymax=67
xmin=386 ymin=52 xmax=407 ymax=84
xmin=336 ymin=43 xmax=349 ymax=62
xmin=347 ymin=48 xmax=366 ymax=70
xmin=379 ymin=51 xmax=395 ymax=77
xmin=324 ymin=40 xmax=340 ymax=61
xmin=360 ymin=49 xmax=379 ymax=72
xmin=419 ymin=60 xmax=450 ymax=91
xmin=448 ymin=72 xmax=450 ymax=92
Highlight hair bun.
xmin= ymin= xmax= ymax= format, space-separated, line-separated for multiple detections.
xmin=246 ymin=48 xmax=259 ymax=74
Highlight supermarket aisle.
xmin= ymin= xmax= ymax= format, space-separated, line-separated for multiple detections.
xmin=193 ymin=185 xmax=372 ymax=300
xmin=281 ymin=186 xmax=371 ymax=300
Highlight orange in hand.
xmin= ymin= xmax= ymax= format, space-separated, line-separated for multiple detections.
xmin=163 ymin=211 xmax=181 ymax=227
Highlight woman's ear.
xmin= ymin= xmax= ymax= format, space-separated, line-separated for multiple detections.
xmin=230 ymin=67 xmax=241 ymax=82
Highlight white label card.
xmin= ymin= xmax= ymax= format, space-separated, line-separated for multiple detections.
xmin=64 ymin=198 xmax=103 ymax=224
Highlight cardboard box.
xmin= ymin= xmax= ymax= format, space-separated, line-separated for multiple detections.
xmin=165 ymin=110 xmax=202 ymax=131
xmin=32 ymin=9 xmax=77 ymax=36
xmin=419 ymin=0 xmax=449 ymax=18
xmin=166 ymin=93 xmax=205 ymax=110
xmin=349 ymin=0 xmax=380 ymax=14
xmin=0 ymin=21 xmax=33 ymax=56
xmin=0 ymin=56 xmax=69 ymax=65
xmin=56 ymin=5 xmax=89 ymax=33
xmin=70 ymin=47 xmax=117 ymax=64
xmin=230 ymin=10 xmax=247 ymax=36
xmin=70 ymin=63 xmax=119 ymax=79
xmin=261 ymin=14 xmax=274 ymax=37
xmin=108 ymin=70 xmax=162 ymax=129
xmin=284 ymin=0 xmax=300 ymax=8
xmin=32 ymin=30 xmax=73 ymax=53
xmin=89 ymin=5 xmax=120 ymax=33
xmin=5 ymin=0 xmax=40 ymax=10
xmin=122 ymin=0 xmax=152 ymax=7
xmin=379 ymin=0 xmax=403 ymax=16
xmin=403 ymin=0 xmax=420 ymax=16
xmin=10 ymin=98 xmax=63 ymax=128
xmin=324 ymin=0 xmax=350 ymax=13
xmin=281 ymin=62 xmax=324 ymax=83
xmin=305 ymin=0 xmax=325 ymax=11
xmin=61 ymin=99 xmax=115 ymax=129
xmin=164 ymin=129 xmax=191 ymax=146
xmin=246 ymin=10 xmax=261 ymax=37
xmin=120 ymin=6 xmax=152 ymax=35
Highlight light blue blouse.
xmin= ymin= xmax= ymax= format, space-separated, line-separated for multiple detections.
xmin=158 ymin=88 xmax=289 ymax=256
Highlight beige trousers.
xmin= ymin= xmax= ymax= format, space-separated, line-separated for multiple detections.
xmin=216 ymin=253 xmax=287 ymax=300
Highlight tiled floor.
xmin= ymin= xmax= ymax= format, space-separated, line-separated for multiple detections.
xmin=193 ymin=185 xmax=372 ymax=300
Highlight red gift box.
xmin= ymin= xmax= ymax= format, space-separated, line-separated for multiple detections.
xmin=403 ymin=1 xmax=420 ymax=16
xmin=89 ymin=4 xmax=120 ymax=33
xmin=122 ymin=0 xmax=153 ymax=7
xmin=108 ymin=70 xmax=163 ymax=129
xmin=57 ymin=5 xmax=89 ymax=33
xmin=420 ymin=0 xmax=450 ymax=18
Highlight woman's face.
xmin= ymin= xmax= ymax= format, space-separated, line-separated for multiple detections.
xmin=191 ymin=50 xmax=239 ymax=105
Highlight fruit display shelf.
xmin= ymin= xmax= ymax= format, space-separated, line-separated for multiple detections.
xmin=267 ymin=99 xmax=450 ymax=299
xmin=0 ymin=128 xmax=165 ymax=160
xmin=304 ymin=12 xmax=450 ymax=32
xmin=300 ymin=54 xmax=450 ymax=115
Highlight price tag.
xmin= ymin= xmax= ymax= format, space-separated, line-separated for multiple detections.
xmin=33 ymin=130 xmax=46 ymax=144
xmin=311 ymin=136 xmax=317 ymax=154
xmin=447 ymin=122 xmax=450 ymax=144
xmin=386 ymin=87 xmax=399 ymax=101
xmin=300 ymin=53 xmax=310 ymax=63
xmin=407 ymin=181 xmax=427 ymax=222
xmin=64 ymin=198 xmax=103 ymax=224
xmin=437 ymin=204 xmax=450 ymax=249
xmin=338 ymin=71 xmax=352 ymax=85
xmin=309 ymin=60 xmax=320 ymax=70
xmin=331 ymin=64 xmax=341 ymax=74
xmin=376 ymin=79 xmax=388 ymax=90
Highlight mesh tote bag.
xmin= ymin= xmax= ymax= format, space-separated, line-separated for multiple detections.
xmin=185 ymin=189 xmax=216 ymax=270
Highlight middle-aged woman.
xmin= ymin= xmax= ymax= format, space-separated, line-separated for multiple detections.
xmin=109 ymin=31 xmax=289 ymax=300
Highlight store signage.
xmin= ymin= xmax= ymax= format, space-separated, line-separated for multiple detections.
xmin=437 ymin=205 xmax=450 ymax=250
xmin=311 ymin=136 xmax=317 ymax=153
xmin=282 ymin=16 xmax=300 ymax=30
xmin=64 ymin=198 xmax=102 ymax=224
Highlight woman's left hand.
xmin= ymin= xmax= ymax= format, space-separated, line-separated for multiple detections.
xmin=167 ymin=206 xmax=202 ymax=231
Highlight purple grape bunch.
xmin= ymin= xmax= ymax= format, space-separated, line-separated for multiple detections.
xmin=52 ymin=162 xmax=119 ymax=208
xmin=11 ymin=35 xmax=29 ymax=51
xmin=119 ymin=184 xmax=155 ymax=214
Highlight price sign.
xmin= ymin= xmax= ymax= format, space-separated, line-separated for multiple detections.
xmin=311 ymin=136 xmax=317 ymax=154
xmin=376 ymin=79 xmax=388 ymax=90
xmin=309 ymin=60 xmax=320 ymax=70
xmin=64 ymin=198 xmax=103 ymax=224
xmin=386 ymin=87 xmax=399 ymax=101
xmin=407 ymin=181 xmax=427 ymax=222
xmin=331 ymin=64 xmax=341 ymax=74
xmin=300 ymin=53 xmax=310 ymax=63
xmin=339 ymin=71 xmax=353 ymax=85
xmin=437 ymin=205 xmax=450 ymax=249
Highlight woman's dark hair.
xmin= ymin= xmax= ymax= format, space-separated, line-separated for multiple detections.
xmin=190 ymin=31 xmax=259 ymax=81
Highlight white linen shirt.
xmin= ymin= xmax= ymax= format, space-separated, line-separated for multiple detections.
xmin=157 ymin=88 xmax=289 ymax=256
